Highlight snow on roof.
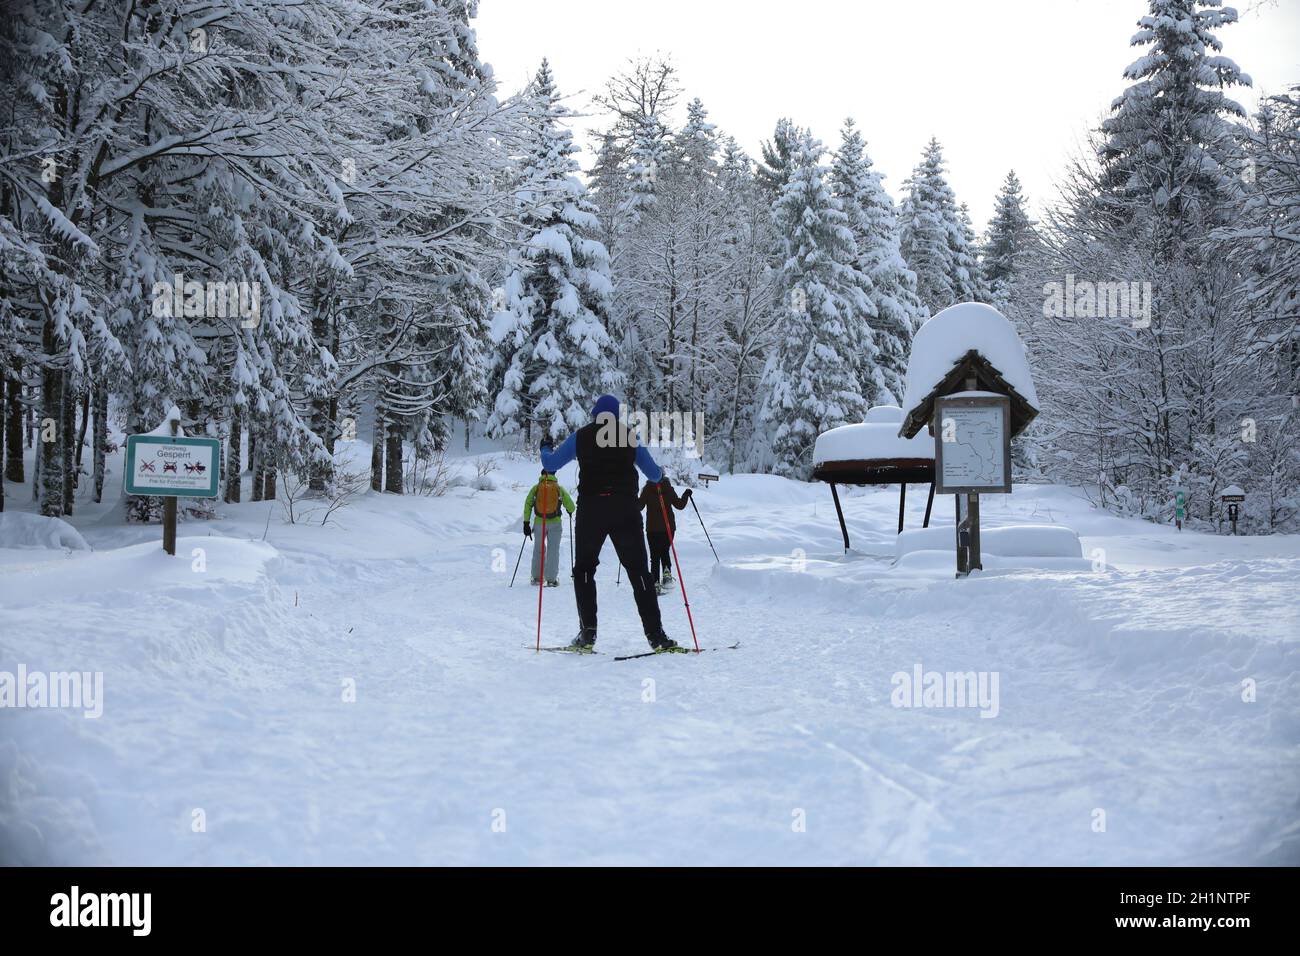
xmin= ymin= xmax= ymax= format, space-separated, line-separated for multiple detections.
xmin=1220 ymin=485 xmax=1245 ymax=497
xmin=899 ymin=303 xmax=1037 ymax=425
xmin=863 ymin=405 xmax=904 ymax=423
xmin=814 ymin=406 xmax=934 ymax=465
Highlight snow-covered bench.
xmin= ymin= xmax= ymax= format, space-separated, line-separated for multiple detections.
xmin=812 ymin=405 xmax=937 ymax=549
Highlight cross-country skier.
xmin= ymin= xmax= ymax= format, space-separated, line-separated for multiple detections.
xmin=540 ymin=395 xmax=679 ymax=653
xmin=639 ymin=477 xmax=691 ymax=594
xmin=523 ymin=469 xmax=575 ymax=587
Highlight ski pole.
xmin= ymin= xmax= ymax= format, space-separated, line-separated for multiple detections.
xmin=689 ymin=495 xmax=720 ymax=563
xmin=568 ymin=511 xmax=574 ymax=575
xmin=658 ymin=488 xmax=700 ymax=652
xmin=509 ymin=534 xmax=527 ymax=587
xmin=535 ymin=517 xmax=546 ymax=651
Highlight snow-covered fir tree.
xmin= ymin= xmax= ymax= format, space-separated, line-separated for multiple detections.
xmin=898 ymin=138 xmax=984 ymax=315
xmin=1030 ymin=0 xmax=1259 ymax=521
xmin=759 ymin=132 xmax=875 ymax=478
xmin=831 ymin=119 xmax=925 ymax=404
xmin=981 ymin=171 xmax=1036 ymax=311
xmin=487 ymin=61 xmax=618 ymax=444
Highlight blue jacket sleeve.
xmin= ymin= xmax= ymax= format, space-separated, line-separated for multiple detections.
xmin=635 ymin=444 xmax=663 ymax=483
xmin=540 ymin=433 xmax=576 ymax=473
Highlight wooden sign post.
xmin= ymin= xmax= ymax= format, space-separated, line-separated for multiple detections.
xmin=896 ymin=306 xmax=1041 ymax=579
xmin=125 ymin=407 xmax=221 ymax=555
xmin=1220 ymin=486 xmax=1245 ymax=536
xmin=934 ymin=393 xmax=1011 ymax=576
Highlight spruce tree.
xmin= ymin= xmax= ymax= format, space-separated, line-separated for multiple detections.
xmin=982 ymin=170 xmax=1035 ymax=310
xmin=831 ymin=119 xmax=925 ymax=404
xmin=899 ymin=138 xmax=982 ymax=314
xmin=760 ymin=132 xmax=874 ymax=478
xmin=487 ymin=61 xmax=618 ymax=443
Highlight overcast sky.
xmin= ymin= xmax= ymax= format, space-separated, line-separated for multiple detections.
xmin=473 ymin=0 xmax=1299 ymax=231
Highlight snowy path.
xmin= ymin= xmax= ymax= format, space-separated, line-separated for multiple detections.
xmin=2 ymin=456 xmax=1298 ymax=865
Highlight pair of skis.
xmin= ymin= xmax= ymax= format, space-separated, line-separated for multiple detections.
xmin=529 ymin=642 xmax=740 ymax=661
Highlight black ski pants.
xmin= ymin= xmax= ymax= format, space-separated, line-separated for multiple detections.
xmin=573 ymin=491 xmax=663 ymax=637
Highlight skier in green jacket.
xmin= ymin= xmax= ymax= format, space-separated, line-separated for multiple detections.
xmin=523 ymin=470 xmax=575 ymax=587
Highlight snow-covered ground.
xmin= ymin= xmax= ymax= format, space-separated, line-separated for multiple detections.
xmin=1 ymin=443 xmax=1298 ymax=865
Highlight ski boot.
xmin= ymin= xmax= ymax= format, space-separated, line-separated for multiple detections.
xmin=546 ymin=580 xmax=559 ymax=588
xmin=569 ymin=628 xmax=597 ymax=653
xmin=646 ymin=629 xmax=684 ymax=653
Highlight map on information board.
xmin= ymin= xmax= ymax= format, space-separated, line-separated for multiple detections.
xmin=935 ymin=397 xmax=1010 ymax=493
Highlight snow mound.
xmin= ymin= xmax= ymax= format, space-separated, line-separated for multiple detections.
xmin=896 ymin=524 xmax=1083 ymax=561
xmin=900 ymin=302 xmax=1037 ymax=421
xmin=0 ymin=512 xmax=90 ymax=552
xmin=0 ymin=536 xmax=280 ymax=609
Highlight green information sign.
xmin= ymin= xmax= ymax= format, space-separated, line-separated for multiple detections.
xmin=125 ymin=435 xmax=221 ymax=498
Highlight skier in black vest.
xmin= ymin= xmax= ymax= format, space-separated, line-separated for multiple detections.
xmin=540 ymin=394 xmax=679 ymax=653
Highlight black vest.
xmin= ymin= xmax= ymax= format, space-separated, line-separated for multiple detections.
xmin=575 ymin=420 xmax=638 ymax=497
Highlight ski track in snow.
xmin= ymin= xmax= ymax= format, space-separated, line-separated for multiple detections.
xmin=1 ymin=452 xmax=1298 ymax=865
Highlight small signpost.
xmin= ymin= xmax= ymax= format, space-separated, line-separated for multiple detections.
xmin=697 ymin=471 xmax=719 ymax=488
xmin=935 ymin=393 xmax=1012 ymax=576
xmin=1174 ymin=489 xmax=1186 ymax=531
xmin=1220 ymin=485 xmax=1245 ymax=536
xmin=897 ymin=305 xmax=1040 ymax=578
xmin=125 ymin=407 xmax=221 ymax=555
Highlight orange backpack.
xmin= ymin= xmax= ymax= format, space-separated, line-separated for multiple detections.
xmin=534 ymin=479 xmax=560 ymax=519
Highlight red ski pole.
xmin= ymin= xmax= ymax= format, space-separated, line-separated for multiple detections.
xmin=535 ymin=518 xmax=546 ymax=651
xmin=657 ymin=488 xmax=700 ymax=652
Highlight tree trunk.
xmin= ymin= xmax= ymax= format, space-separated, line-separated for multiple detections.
xmin=250 ymin=427 xmax=264 ymax=503
xmin=225 ymin=405 xmax=242 ymax=503
xmin=92 ymin=383 xmax=107 ymax=503
xmin=4 ymin=369 xmax=24 ymax=482
xmin=0 ymin=376 xmax=5 ymax=513
xmin=60 ymin=370 xmax=75 ymax=514
xmin=31 ymin=415 xmax=39 ymax=501
xmin=263 ymin=466 xmax=277 ymax=502
xmin=385 ymin=425 xmax=403 ymax=494
xmin=74 ymin=383 xmax=91 ymax=484
xmin=39 ymin=324 xmax=64 ymax=517
xmin=308 ymin=298 xmax=334 ymax=494
xmin=371 ymin=402 xmax=385 ymax=492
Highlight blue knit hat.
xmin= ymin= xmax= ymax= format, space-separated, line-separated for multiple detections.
xmin=591 ymin=394 xmax=620 ymax=421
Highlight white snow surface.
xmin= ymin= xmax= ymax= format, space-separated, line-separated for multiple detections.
xmin=0 ymin=512 xmax=91 ymax=552
xmin=813 ymin=405 xmax=934 ymax=464
xmin=899 ymin=302 xmax=1039 ymax=424
xmin=896 ymin=524 xmax=1083 ymax=560
xmin=1 ymin=442 xmax=1297 ymax=865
